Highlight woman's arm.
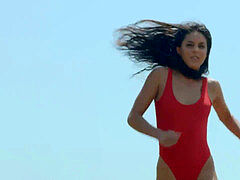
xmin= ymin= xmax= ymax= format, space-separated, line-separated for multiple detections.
xmin=212 ymin=80 xmax=240 ymax=139
xmin=127 ymin=67 xmax=161 ymax=139
xmin=128 ymin=67 xmax=182 ymax=147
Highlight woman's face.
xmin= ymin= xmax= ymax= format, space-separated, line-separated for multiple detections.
xmin=176 ymin=31 xmax=207 ymax=71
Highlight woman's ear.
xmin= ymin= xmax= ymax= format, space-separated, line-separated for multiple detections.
xmin=176 ymin=47 xmax=181 ymax=56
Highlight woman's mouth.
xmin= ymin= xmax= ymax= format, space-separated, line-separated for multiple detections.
xmin=191 ymin=56 xmax=199 ymax=61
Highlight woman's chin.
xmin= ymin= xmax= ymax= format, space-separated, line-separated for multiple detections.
xmin=192 ymin=67 xmax=200 ymax=71
xmin=186 ymin=64 xmax=200 ymax=71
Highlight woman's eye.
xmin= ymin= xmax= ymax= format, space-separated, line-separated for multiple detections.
xmin=186 ymin=44 xmax=193 ymax=47
xmin=199 ymin=45 xmax=205 ymax=49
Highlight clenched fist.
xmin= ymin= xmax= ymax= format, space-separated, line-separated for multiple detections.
xmin=156 ymin=129 xmax=182 ymax=147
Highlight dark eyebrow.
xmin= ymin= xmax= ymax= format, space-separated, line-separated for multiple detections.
xmin=187 ymin=41 xmax=205 ymax=44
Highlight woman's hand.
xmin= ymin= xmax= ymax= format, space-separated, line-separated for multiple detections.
xmin=156 ymin=129 xmax=182 ymax=147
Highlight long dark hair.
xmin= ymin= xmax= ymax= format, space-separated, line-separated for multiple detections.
xmin=114 ymin=19 xmax=212 ymax=79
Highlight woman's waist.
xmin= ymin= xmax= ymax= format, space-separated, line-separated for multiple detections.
xmin=160 ymin=131 xmax=209 ymax=151
xmin=160 ymin=140 xmax=210 ymax=162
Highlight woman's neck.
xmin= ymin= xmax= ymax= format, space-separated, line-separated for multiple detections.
xmin=172 ymin=69 xmax=202 ymax=84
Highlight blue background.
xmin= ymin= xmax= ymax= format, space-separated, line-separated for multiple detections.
xmin=0 ymin=0 xmax=239 ymax=179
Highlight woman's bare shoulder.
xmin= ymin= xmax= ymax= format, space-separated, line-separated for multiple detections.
xmin=128 ymin=66 xmax=168 ymax=116
xmin=207 ymin=77 xmax=221 ymax=103
xmin=152 ymin=66 xmax=168 ymax=73
xmin=151 ymin=66 xmax=168 ymax=83
xmin=207 ymin=77 xmax=220 ymax=89
xmin=153 ymin=67 xmax=168 ymax=85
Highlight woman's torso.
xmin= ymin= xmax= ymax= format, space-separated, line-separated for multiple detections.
xmin=153 ymin=67 xmax=217 ymax=180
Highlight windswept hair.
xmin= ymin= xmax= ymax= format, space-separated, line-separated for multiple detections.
xmin=114 ymin=19 xmax=212 ymax=79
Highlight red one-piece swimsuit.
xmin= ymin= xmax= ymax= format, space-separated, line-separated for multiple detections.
xmin=154 ymin=68 xmax=212 ymax=180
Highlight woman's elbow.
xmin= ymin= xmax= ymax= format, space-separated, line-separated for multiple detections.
xmin=127 ymin=112 xmax=139 ymax=127
xmin=127 ymin=113 xmax=134 ymax=126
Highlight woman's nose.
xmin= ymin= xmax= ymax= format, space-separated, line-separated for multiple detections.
xmin=192 ymin=46 xmax=200 ymax=53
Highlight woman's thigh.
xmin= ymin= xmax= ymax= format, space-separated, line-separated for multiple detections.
xmin=156 ymin=156 xmax=176 ymax=180
xmin=197 ymin=155 xmax=218 ymax=180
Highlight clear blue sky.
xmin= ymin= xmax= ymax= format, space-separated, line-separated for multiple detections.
xmin=0 ymin=0 xmax=240 ymax=179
